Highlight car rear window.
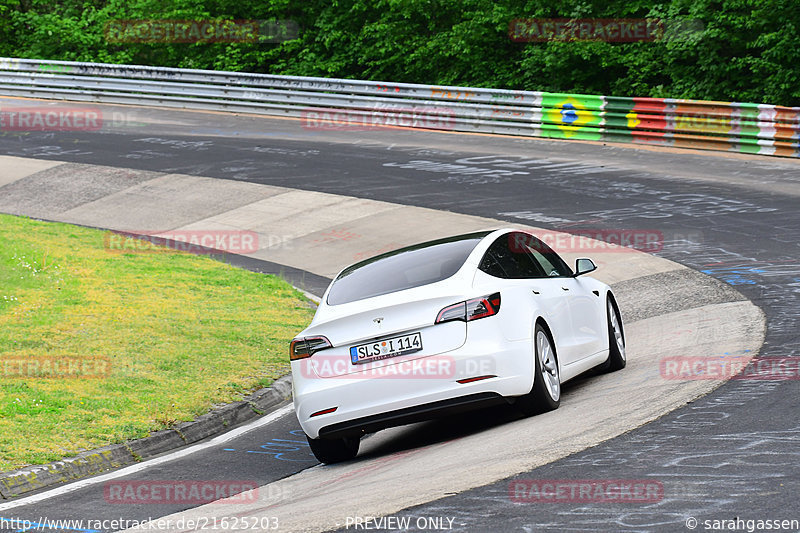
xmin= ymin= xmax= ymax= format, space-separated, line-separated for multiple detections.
xmin=326 ymin=231 xmax=491 ymax=305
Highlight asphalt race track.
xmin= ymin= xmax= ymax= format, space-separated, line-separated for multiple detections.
xmin=1 ymin=100 xmax=799 ymax=532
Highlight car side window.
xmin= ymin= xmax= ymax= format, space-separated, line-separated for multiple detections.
xmin=524 ymin=235 xmax=573 ymax=277
xmin=479 ymin=233 xmax=547 ymax=278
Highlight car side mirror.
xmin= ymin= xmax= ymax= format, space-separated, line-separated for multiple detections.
xmin=574 ymin=258 xmax=597 ymax=277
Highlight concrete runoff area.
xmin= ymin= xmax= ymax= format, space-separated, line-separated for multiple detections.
xmin=0 ymin=156 xmax=765 ymax=531
xmin=0 ymin=156 xmax=62 ymax=188
xmin=0 ymin=156 xmax=690 ymax=283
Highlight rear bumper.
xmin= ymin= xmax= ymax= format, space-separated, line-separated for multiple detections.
xmin=317 ymin=392 xmax=509 ymax=439
xmin=292 ymin=330 xmax=533 ymax=439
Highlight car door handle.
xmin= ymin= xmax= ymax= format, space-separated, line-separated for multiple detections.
xmin=532 ymin=289 xmax=540 ymax=294
xmin=561 ymin=287 xmax=569 ymax=291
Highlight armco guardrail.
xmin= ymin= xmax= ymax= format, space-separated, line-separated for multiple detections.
xmin=0 ymin=57 xmax=798 ymax=157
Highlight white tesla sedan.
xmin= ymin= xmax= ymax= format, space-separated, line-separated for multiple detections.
xmin=290 ymin=228 xmax=625 ymax=463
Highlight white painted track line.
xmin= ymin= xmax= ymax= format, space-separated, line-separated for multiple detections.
xmin=0 ymin=405 xmax=294 ymax=511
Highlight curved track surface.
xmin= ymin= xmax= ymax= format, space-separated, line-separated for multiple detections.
xmin=0 ymin=100 xmax=799 ymax=532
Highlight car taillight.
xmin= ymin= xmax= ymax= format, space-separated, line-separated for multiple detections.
xmin=289 ymin=336 xmax=332 ymax=361
xmin=435 ymin=293 xmax=501 ymax=324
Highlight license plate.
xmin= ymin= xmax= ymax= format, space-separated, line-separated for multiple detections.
xmin=350 ymin=332 xmax=423 ymax=364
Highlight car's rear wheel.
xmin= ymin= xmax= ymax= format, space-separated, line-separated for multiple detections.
xmin=306 ymin=434 xmax=360 ymax=464
xmin=516 ymin=323 xmax=561 ymax=416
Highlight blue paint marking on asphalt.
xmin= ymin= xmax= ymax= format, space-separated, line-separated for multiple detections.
xmin=0 ymin=516 xmax=101 ymax=533
xmin=246 ymin=437 xmax=315 ymax=462
xmin=706 ymin=348 xmax=752 ymax=360
xmin=223 ymin=430 xmax=316 ymax=462
xmin=700 ymin=267 xmax=761 ymax=285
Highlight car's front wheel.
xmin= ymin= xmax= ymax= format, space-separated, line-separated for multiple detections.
xmin=516 ymin=323 xmax=561 ymax=416
xmin=600 ymin=296 xmax=626 ymax=372
xmin=306 ymin=434 xmax=360 ymax=464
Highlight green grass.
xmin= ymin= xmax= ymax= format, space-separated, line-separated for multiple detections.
xmin=0 ymin=214 xmax=316 ymax=471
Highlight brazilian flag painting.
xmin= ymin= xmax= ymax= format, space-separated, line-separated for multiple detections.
xmin=540 ymin=93 xmax=604 ymax=141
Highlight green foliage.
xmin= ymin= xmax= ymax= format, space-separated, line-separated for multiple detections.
xmin=2 ymin=0 xmax=798 ymax=105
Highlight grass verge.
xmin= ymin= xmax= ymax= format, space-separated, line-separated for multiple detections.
xmin=0 ymin=214 xmax=315 ymax=471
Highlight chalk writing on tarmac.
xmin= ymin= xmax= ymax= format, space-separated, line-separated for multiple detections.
xmin=224 ymin=430 xmax=316 ymax=462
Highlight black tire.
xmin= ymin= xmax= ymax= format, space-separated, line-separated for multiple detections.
xmin=306 ymin=434 xmax=360 ymax=464
xmin=516 ymin=323 xmax=561 ymax=416
xmin=601 ymin=296 xmax=626 ymax=372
